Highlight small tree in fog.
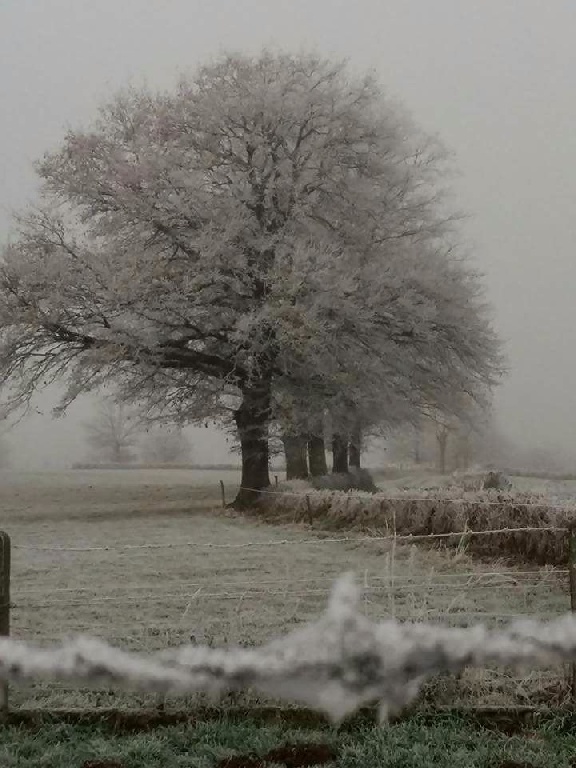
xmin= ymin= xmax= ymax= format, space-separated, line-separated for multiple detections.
xmin=139 ymin=427 xmax=191 ymax=464
xmin=84 ymin=400 xmax=141 ymax=464
xmin=426 ymin=398 xmax=488 ymax=474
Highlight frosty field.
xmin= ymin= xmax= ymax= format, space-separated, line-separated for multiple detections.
xmin=0 ymin=468 xmax=572 ymax=711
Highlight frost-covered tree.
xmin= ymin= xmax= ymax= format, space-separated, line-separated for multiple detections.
xmin=0 ymin=51 xmax=501 ymax=506
xmin=84 ymin=400 xmax=141 ymax=464
xmin=270 ymin=230 xmax=502 ymax=477
xmin=139 ymin=426 xmax=191 ymax=464
xmin=424 ymin=394 xmax=489 ymax=473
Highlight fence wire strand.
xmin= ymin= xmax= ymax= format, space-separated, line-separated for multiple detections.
xmin=12 ymin=580 xmax=567 ymax=609
xmin=12 ymin=525 xmax=569 ymax=552
xmin=12 ymin=569 xmax=567 ymax=599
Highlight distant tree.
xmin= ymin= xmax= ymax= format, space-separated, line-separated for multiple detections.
xmin=385 ymin=397 xmax=490 ymax=474
xmin=434 ymin=418 xmax=452 ymax=475
xmin=84 ymin=400 xmax=141 ymax=464
xmin=424 ymin=398 xmax=489 ymax=474
xmin=139 ymin=427 xmax=191 ymax=464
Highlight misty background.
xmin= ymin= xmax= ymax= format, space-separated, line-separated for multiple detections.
xmin=1 ymin=0 xmax=575 ymax=470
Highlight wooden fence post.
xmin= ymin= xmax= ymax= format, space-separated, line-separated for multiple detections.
xmin=569 ymin=524 xmax=576 ymax=703
xmin=219 ymin=480 xmax=226 ymax=509
xmin=0 ymin=531 xmax=10 ymax=719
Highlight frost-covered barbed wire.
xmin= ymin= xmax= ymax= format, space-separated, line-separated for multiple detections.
xmin=3 ymin=574 xmax=576 ymax=723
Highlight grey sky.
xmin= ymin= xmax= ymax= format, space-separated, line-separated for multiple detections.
xmin=1 ymin=0 xmax=575 ymax=467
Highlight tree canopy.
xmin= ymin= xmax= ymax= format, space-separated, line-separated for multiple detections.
xmin=0 ymin=52 xmax=502 ymax=504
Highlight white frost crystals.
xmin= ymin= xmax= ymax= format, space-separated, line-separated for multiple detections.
xmin=0 ymin=573 xmax=575 ymax=722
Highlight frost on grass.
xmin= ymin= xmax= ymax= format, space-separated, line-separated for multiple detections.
xmin=1 ymin=574 xmax=576 ymax=722
xmin=262 ymin=486 xmax=574 ymax=565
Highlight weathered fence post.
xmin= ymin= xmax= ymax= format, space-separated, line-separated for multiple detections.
xmin=219 ymin=480 xmax=226 ymax=509
xmin=0 ymin=531 xmax=10 ymax=719
xmin=569 ymin=524 xmax=576 ymax=703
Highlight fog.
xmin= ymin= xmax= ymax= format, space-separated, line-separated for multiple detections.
xmin=1 ymin=0 xmax=575 ymax=469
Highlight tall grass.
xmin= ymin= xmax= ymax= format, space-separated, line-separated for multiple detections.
xmin=259 ymin=486 xmax=576 ymax=565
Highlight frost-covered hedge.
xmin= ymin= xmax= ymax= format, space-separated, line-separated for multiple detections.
xmin=257 ymin=485 xmax=576 ymax=565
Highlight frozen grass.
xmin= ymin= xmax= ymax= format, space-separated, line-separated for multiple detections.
xmin=263 ymin=476 xmax=576 ymax=565
xmin=2 ymin=713 xmax=576 ymax=767
xmin=0 ymin=469 xmax=573 ymax=711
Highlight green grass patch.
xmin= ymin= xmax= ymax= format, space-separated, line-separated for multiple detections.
xmin=1 ymin=713 xmax=576 ymax=768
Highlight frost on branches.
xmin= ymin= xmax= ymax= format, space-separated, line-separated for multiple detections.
xmin=0 ymin=52 xmax=502 ymax=506
xmin=0 ymin=574 xmax=575 ymax=722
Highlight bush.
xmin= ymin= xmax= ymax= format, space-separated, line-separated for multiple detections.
xmin=311 ymin=468 xmax=378 ymax=493
xmin=482 ymin=471 xmax=512 ymax=490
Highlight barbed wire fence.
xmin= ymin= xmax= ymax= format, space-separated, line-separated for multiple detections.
xmin=6 ymin=573 xmax=576 ymax=723
xmin=2 ymin=485 xmax=576 ymax=717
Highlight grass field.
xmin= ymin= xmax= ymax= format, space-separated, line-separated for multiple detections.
xmin=0 ymin=468 xmax=573 ymax=712
xmin=2 ymin=712 xmax=576 ymax=767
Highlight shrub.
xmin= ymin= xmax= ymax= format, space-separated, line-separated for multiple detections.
xmin=311 ymin=468 xmax=378 ymax=493
xmin=482 ymin=471 xmax=512 ymax=490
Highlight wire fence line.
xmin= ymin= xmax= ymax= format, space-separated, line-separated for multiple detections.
xmin=11 ymin=525 xmax=570 ymax=552
xmin=25 ymin=611 xmax=573 ymax=640
xmin=6 ymin=575 xmax=576 ymax=723
xmin=9 ymin=527 xmax=570 ymax=617
xmin=11 ymin=569 xmax=568 ymax=601
xmin=12 ymin=569 xmax=566 ymax=598
xmin=10 ymin=570 xmax=569 ymax=631
xmin=11 ymin=587 xmax=564 ymax=610
xmin=5 ymin=495 xmax=576 ymax=714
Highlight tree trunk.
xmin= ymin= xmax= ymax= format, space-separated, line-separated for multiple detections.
xmin=332 ymin=433 xmax=349 ymax=474
xmin=437 ymin=431 xmax=448 ymax=475
xmin=349 ymin=422 xmax=362 ymax=469
xmin=232 ymin=380 xmax=271 ymax=508
xmin=283 ymin=434 xmax=309 ymax=480
xmin=413 ymin=427 xmax=421 ymax=464
xmin=308 ymin=434 xmax=328 ymax=477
